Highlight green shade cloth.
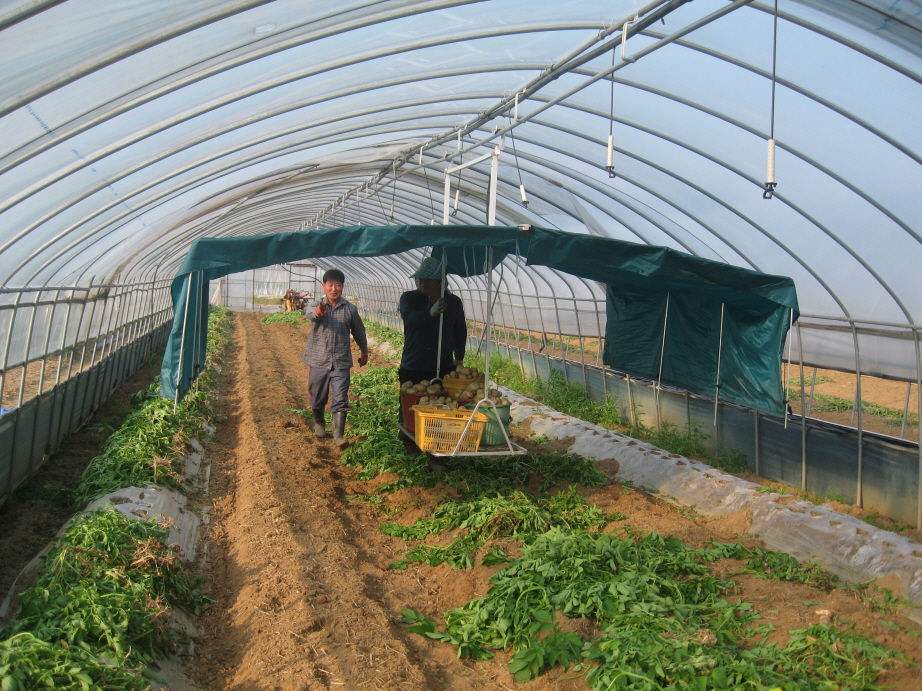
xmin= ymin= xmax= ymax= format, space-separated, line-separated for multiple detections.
xmin=525 ymin=227 xmax=798 ymax=416
xmin=160 ymin=224 xmax=798 ymax=417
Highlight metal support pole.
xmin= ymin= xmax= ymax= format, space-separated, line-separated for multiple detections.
xmin=174 ymin=273 xmax=194 ymax=412
xmin=754 ymin=410 xmax=761 ymax=476
xmin=75 ymin=286 xmax=101 ymax=424
xmin=435 ymin=248 xmax=447 ymax=381
xmin=193 ymin=280 xmax=203 ymax=392
xmin=17 ymin=293 xmax=41 ymax=408
xmin=106 ymin=285 xmax=124 ymax=358
xmin=913 ymin=328 xmax=922 ymax=529
xmin=656 ymin=292 xmax=670 ymax=430
xmin=713 ymin=303 xmax=725 ymax=426
xmin=2 ymin=291 xmax=23 ymax=507
xmin=627 ymin=374 xmax=636 ymax=427
xmin=442 ymin=172 xmax=451 ymax=225
xmin=798 ymin=320 xmax=807 ymax=490
xmin=30 ymin=289 xmax=57 ymax=470
xmin=575 ymin=298 xmax=588 ymax=392
xmin=808 ymin=366 xmax=817 ymax=416
xmin=37 ymin=289 xmax=60 ymax=397
xmin=127 ymin=283 xmax=147 ymax=368
xmin=90 ymin=285 xmax=119 ymax=409
xmin=49 ymin=292 xmax=76 ymax=449
xmin=901 ymin=381 xmax=911 ymax=439
xmin=67 ymin=281 xmax=93 ymax=380
xmin=512 ymin=242 xmax=526 ymax=377
xmin=785 ymin=308 xmax=793 ymax=429
xmin=0 ymin=291 xmax=23 ymax=410
xmin=86 ymin=287 xmax=109 ymax=369
xmin=554 ymin=299 xmax=565 ymax=375
xmin=852 ymin=324 xmax=864 ymax=508
xmin=54 ymin=294 xmax=74 ymax=388
xmin=487 ymin=146 xmax=499 ymax=226
xmin=483 ymin=247 xmax=494 ymax=396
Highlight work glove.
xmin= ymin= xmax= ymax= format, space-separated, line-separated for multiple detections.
xmin=358 ymin=353 xmax=369 ymax=367
xmin=429 ymin=298 xmax=447 ymax=316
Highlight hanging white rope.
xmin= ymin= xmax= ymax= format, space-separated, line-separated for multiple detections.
xmin=389 ymin=160 xmax=398 ymax=221
xmin=605 ymin=45 xmax=617 ymax=178
xmin=452 ymin=131 xmax=462 ymax=217
xmin=763 ymin=0 xmax=780 ymax=199
xmin=508 ymin=116 xmax=529 ymax=208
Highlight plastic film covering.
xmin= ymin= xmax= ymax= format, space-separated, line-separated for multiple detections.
xmin=0 ymin=1 xmax=919 ymax=406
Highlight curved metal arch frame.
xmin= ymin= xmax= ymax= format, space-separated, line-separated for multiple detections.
xmin=324 ymin=125 xmax=850 ymax=326
xmin=2 ymin=11 xmax=620 ymax=220
xmin=0 ymin=63 xmax=527 ymax=255
xmin=508 ymin=109 xmax=909 ymax=324
xmin=0 ymin=0 xmax=276 ymax=118
xmin=507 ymin=124 xmax=856 ymax=317
xmin=0 ymin=0 xmax=502 ymax=174
xmin=12 ymin=11 xmax=912 ymax=298
xmin=3 ymin=0 xmax=912 ymax=340
xmin=8 ymin=119 xmax=463 ymax=285
xmin=0 ymin=0 xmax=747 ymax=261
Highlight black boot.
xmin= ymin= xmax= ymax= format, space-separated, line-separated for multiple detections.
xmin=312 ymin=408 xmax=326 ymax=438
xmin=332 ymin=411 xmax=347 ymax=448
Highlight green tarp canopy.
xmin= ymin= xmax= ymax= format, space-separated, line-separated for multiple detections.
xmin=160 ymin=225 xmax=799 ymax=417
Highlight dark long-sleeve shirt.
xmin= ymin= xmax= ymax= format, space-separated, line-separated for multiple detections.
xmin=399 ymin=289 xmax=466 ymax=372
xmin=301 ymin=297 xmax=367 ymax=369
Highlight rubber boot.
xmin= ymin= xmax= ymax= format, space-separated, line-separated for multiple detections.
xmin=332 ymin=411 xmax=347 ymax=448
xmin=311 ymin=408 xmax=326 ymax=438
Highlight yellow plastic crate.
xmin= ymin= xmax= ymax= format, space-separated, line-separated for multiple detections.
xmin=412 ymin=405 xmax=487 ymax=453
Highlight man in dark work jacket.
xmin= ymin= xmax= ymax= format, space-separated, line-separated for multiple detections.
xmin=398 ymin=257 xmax=466 ymax=385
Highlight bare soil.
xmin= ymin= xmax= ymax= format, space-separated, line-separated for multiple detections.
xmin=787 ymin=368 xmax=918 ymax=442
xmin=184 ymin=313 xmax=922 ymax=691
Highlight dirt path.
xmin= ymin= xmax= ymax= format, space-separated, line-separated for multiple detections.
xmin=190 ymin=313 xmax=512 ymax=690
xmin=188 ymin=312 xmax=922 ymax=691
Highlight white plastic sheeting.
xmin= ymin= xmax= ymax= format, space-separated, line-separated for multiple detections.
xmin=0 ymin=0 xmax=921 ymax=382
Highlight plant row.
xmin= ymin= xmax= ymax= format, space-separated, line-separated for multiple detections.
xmin=0 ymin=306 xmax=234 ymax=691
xmin=341 ymin=364 xmax=905 ymax=690
xmin=361 ymin=320 xmax=744 ymax=470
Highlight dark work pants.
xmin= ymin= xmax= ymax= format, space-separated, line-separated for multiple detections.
xmin=308 ymin=366 xmax=351 ymax=413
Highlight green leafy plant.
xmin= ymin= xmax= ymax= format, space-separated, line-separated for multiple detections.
xmin=384 ymin=486 xmax=610 ymax=569
xmin=66 ymin=308 xmax=232 ymax=505
xmin=404 ymin=528 xmax=900 ymax=688
xmin=0 ymin=632 xmax=149 ymax=691
xmin=1 ymin=509 xmax=210 ymax=689
xmin=365 ymin=321 xmax=405 ymax=350
xmin=788 ymin=375 xmax=834 ymax=387
xmin=341 ymin=357 xmax=905 ymax=689
xmin=708 ymin=447 xmax=749 ymax=473
xmin=260 ymin=311 xmax=306 ymax=325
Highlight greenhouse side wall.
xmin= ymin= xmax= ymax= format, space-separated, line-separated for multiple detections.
xmin=0 ymin=283 xmax=174 ymax=511
xmin=474 ymin=339 xmax=921 ymax=527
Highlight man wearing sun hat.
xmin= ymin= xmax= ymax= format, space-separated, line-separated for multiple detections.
xmin=398 ymin=256 xmax=467 ymax=386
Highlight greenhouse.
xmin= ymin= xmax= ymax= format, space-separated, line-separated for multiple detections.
xmin=2 ymin=0 xmax=922 ymax=689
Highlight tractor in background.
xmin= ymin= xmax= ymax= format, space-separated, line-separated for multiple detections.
xmin=281 ymin=289 xmax=308 ymax=312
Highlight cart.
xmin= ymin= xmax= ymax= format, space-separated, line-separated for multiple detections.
xmin=397 ymin=245 xmax=527 ymax=458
